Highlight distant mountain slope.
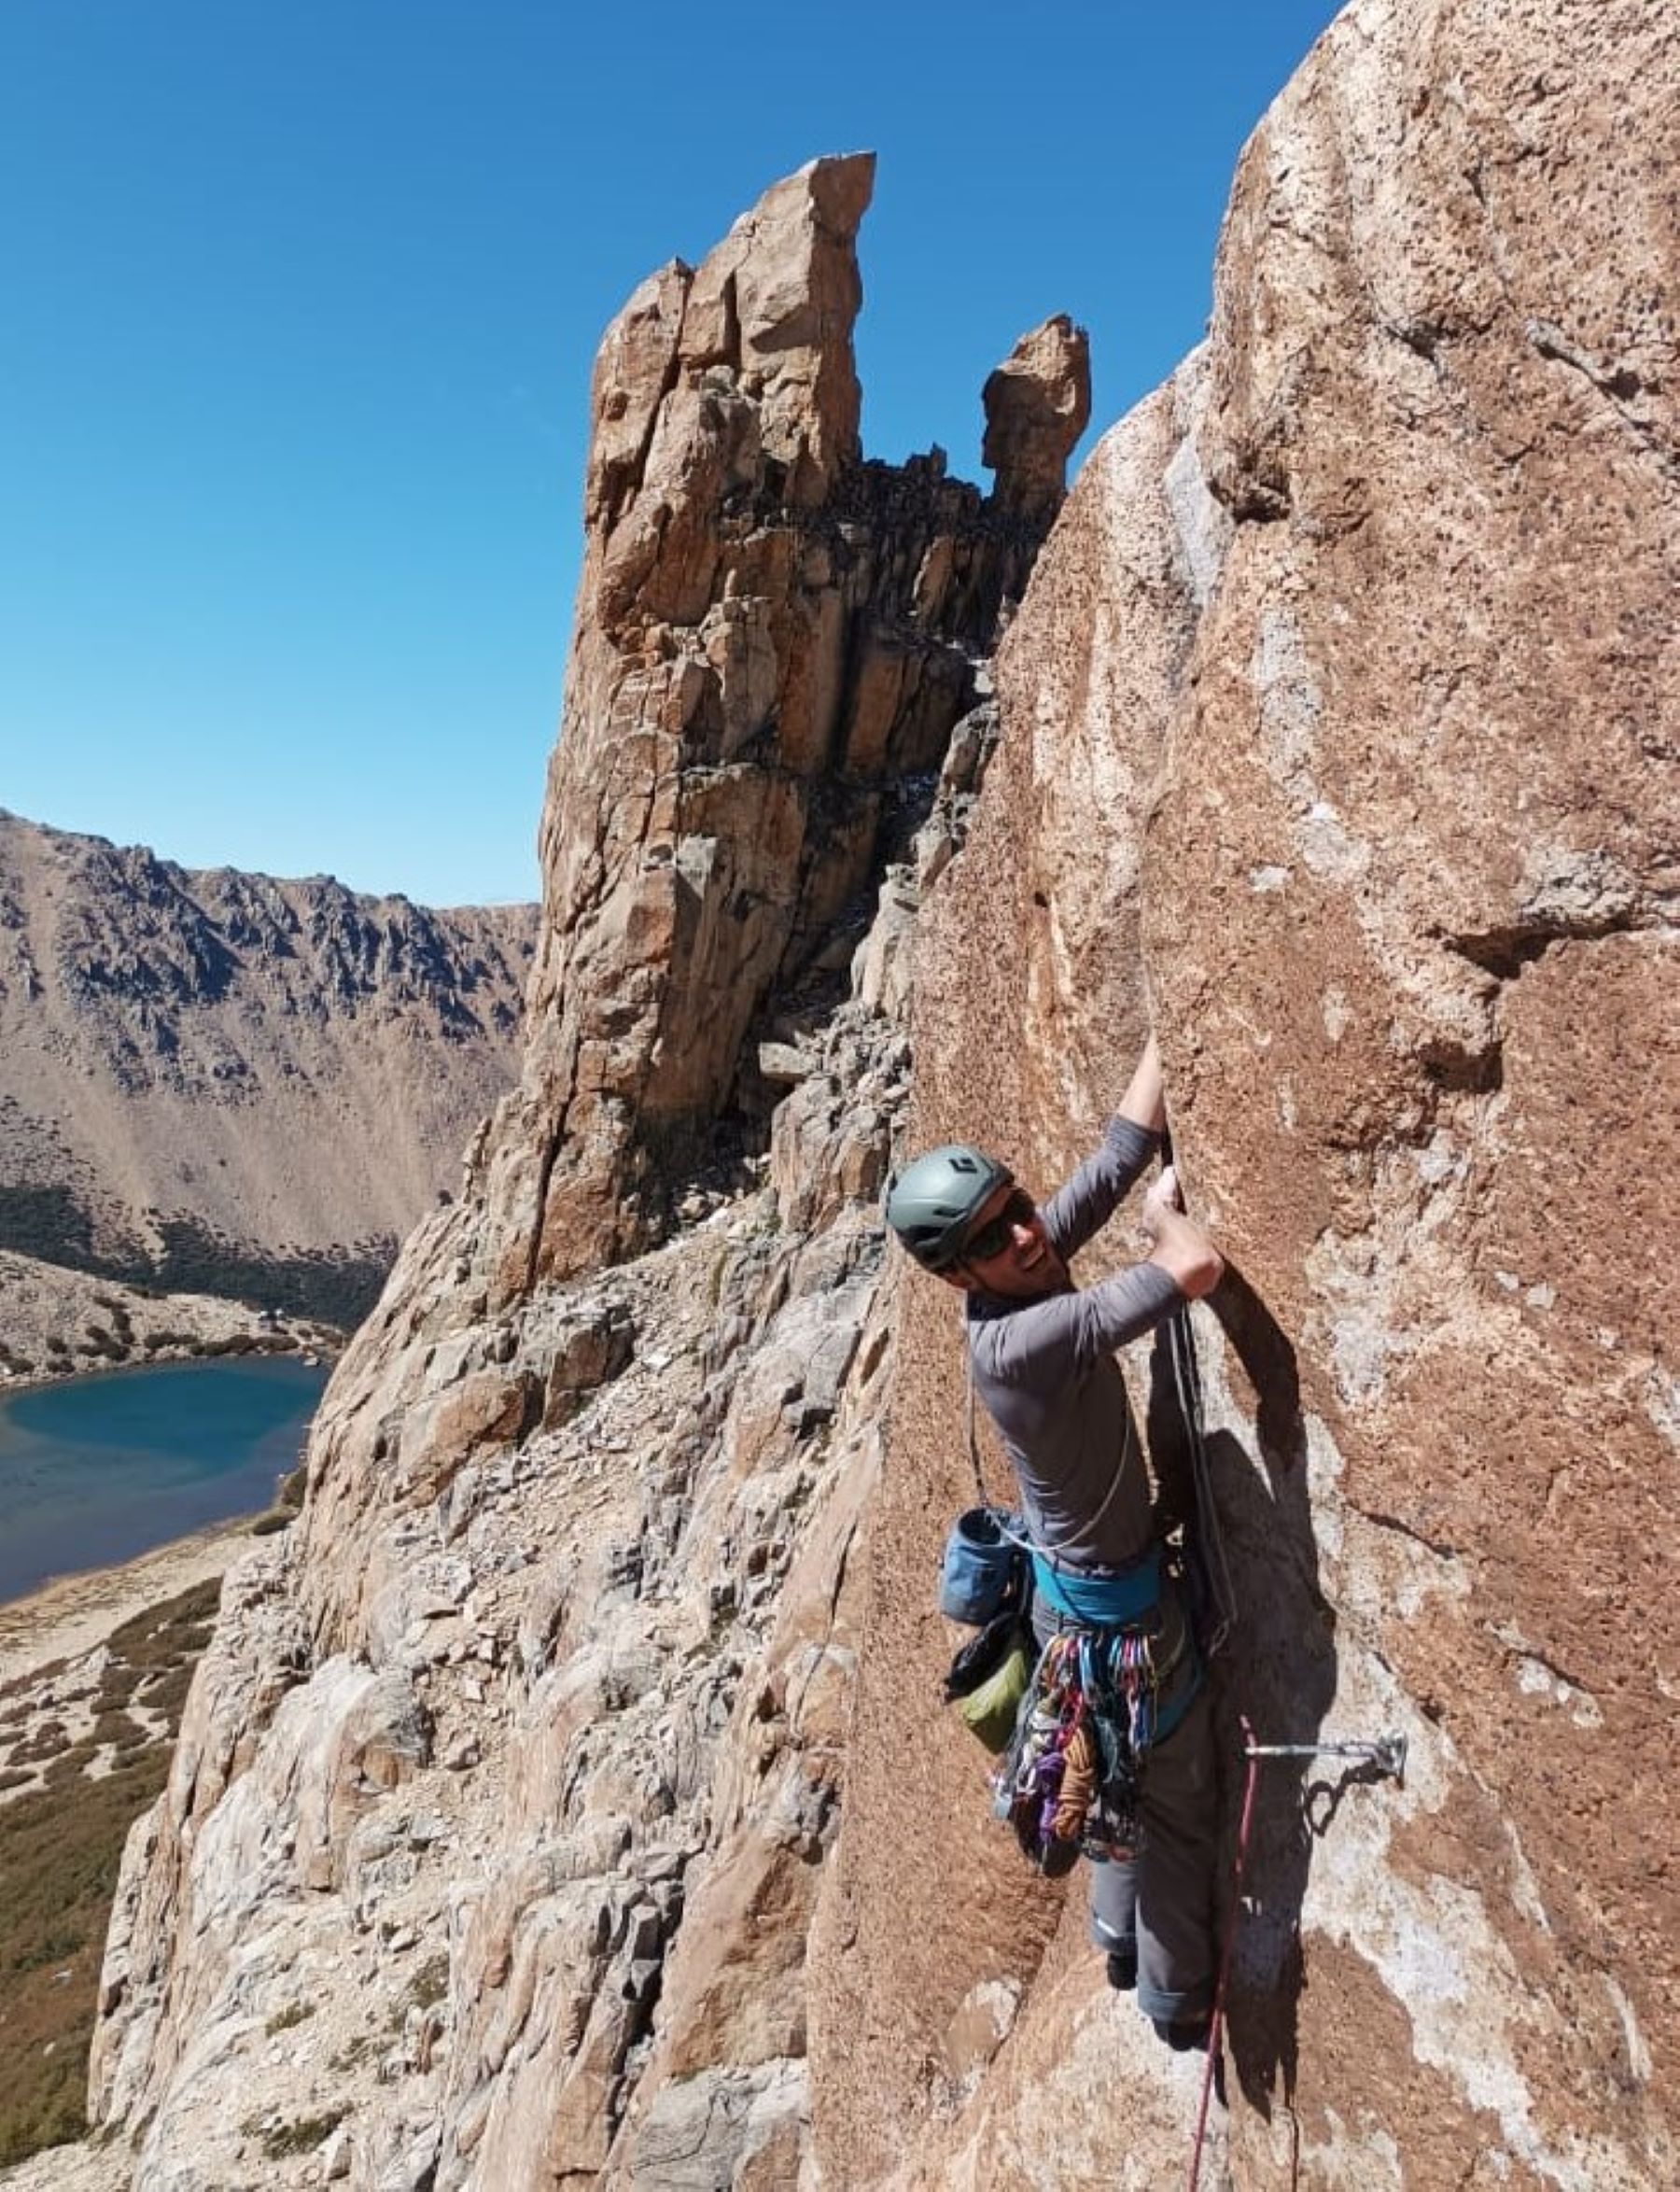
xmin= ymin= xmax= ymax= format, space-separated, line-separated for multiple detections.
xmin=0 ymin=810 xmax=537 ymax=1322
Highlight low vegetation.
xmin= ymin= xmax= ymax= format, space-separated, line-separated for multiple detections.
xmin=0 ymin=1580 xmax=221 ymax=2167
xmin=149 ymin=1216 xmax=391 ymax=1328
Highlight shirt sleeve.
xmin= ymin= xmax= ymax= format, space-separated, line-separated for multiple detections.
xmin=983 ymin=1259 xmax=1183 ymax=1388
xmin=1042 ymin=1116 xmax=1162 ymax=1263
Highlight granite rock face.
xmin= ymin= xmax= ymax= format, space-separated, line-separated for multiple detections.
xmin=982 ymin=314 xmax=1092 ymax=524
xmin=61 ymin=4 xmax=1680 ymax=2186
xmin=72 ymin=160 xmax=1071 ymax=2190
xmin=814 ymin=1 xmax=1678 ymax=2185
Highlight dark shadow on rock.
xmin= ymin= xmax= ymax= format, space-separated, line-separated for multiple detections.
xmin=1147 ymin=1260 xmax=1337 ymax=2124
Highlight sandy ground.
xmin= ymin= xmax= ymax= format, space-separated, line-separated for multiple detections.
xmin=0 ymin=1518 xmax=257 ymax=1691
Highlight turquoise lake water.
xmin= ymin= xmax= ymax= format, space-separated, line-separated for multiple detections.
xmin=0 ymin=1356 xmax=329 ymax=1606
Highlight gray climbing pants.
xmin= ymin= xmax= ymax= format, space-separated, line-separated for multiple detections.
xmin=1086 ymin=1680 xmax=1218 ymax=2023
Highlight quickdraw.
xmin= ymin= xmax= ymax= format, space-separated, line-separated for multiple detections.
xmin=991 ymin=1622 xmax=1166 ymax=1867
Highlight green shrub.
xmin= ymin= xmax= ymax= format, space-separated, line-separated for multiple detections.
xmin=253 ymin=2109 xmax=345 ymax=2160
xmin=11 ymin=1721 xmax=70 ymax=1767
xmin=89 ymin=1710 xmax=148 ymax=1751
xmin=42 ymin=1744 xmax=98 ymax=1787
xmin=133 ymin=1661 xmax=196 ymax=1721
xmin=106 ymin=1581 xmax=221 ymax=1665
xmin=0 ymin=1750 xmax=172 ymax=2165
xmin=0 ymin=1578 xmax=221 ymax=2167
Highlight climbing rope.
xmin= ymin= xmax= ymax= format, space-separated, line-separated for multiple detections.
xmin=1167 ymin=1300 xmax=1239 ymax=1658
xmin=1185 ymin=1721 xmax=1407 ymax=2187
xmin=1187 ymin=1713 xmax=1261 ymax=2192
xmin=1153 ymin=1129 xmax=1237 ymax=1657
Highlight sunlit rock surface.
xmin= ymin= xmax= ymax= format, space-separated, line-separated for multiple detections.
xmin=815 ymin=1 xmax=1677 ymax=2185
xmin=52 ymin=4 xmax=1680 ymax=2187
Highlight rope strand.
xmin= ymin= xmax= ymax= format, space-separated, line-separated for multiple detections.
xmin=1169 ymin=1302 xmax=1239 ymax=1655
xmin=1187 ymin=1714 xmax=1261 ymax=2192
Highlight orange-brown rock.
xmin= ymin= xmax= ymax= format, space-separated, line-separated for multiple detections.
xmin=982 ymin=313 xmax=1092 ymax=524
xmin=63 ymin=5 xmax=1680 ymax=2187
xmin=814 ymin=1 xmax=1678 ymax=2185
xmin=472 ymin=155 xmax=1074 ymax=1305
xmin=71 ymin=162 xmax=1071 ymax=2192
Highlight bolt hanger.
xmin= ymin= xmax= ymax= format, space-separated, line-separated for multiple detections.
xmin=1242 ymin=1733 xmax=1407 ymax=1782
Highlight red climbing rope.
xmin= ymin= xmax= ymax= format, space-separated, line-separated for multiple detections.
xmin=1187 ymin=1713 xmax=1260 ymax=2192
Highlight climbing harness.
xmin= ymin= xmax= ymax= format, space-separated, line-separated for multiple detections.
xmin=990 ymin=1611 xmax=1199 ymax=1865
xmin=955 ymin=1324 xmax=1183 ymax=1838
xmin=1185 ymin=1721 xmax=1407 ymax=2192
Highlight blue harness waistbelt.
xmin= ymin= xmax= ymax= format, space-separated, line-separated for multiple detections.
xmin=1030 ymin=1545 xmax=1161 ymax=1627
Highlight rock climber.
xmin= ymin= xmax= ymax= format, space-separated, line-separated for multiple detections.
xmin=886 ymin=1035 xmax=1225 ymax=2050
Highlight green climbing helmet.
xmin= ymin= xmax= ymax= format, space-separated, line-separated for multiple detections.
xmin=886 ymin=1145 xmax=1013 ymax=1272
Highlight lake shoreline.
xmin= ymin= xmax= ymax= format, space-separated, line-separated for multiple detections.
xmin=0 ymin=1515 xmax=267 ymax=1691
xmin=0 ymin=1334 xmax=335 ymax=1405
xmin=0 ymin=1354 xmax=329 ymax=1618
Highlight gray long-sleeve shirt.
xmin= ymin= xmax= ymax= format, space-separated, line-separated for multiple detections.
xmin=967 ymin=1117 xmax=1181 ymax=1572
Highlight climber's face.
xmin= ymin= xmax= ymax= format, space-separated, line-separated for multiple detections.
xmin=952 ymin=1181 xmax=1068 ymax=1298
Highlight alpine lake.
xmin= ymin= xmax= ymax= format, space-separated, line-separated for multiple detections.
xmin=0 ymin=1356 xmax=329 ymax=1606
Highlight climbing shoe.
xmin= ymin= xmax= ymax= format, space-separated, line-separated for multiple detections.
xmin=1154 ymin=2013 xmax=1211 ymax=2053
xmin=1105 ymin=1944 xmax=1138 ymax=1992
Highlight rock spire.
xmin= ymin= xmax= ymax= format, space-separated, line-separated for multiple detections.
xmin=982 ymin=312 xmax=1092 ymax=521
xmin=73 ymin=158 xmax=1084 ymax=2189
xmin=470 ymin=154 xmax=1084 ymax=1301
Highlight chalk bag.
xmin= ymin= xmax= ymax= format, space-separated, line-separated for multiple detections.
xmin=939 ymin=1505 xmax=1028 ymax=1626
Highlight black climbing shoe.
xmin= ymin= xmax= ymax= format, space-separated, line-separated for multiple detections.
xmin=1105 ymin=1944 xmax=1138 ymax=1992
xmin=1154 ymin=2014 xmax=1211 ymax=2053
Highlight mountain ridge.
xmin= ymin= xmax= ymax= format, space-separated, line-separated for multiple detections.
xmin=0 ymin=809 xmax=537 ymax=1322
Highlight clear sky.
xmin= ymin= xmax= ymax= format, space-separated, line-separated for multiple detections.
xmin=2 ymin=0 xmax=1341 ymax=907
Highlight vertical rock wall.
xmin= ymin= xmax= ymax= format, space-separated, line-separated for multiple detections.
xmin=813 ymin=1 xmax=1677 ymax=2185
xmin=1154 ymin=2 xmax=1679 ymax=2178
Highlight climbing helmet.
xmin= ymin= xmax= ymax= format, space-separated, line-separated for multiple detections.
xmin=886 ymin=1145 xmax=1014 ymax=1272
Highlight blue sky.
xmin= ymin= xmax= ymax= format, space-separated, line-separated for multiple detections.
xmin=2 ymin=1 xmax=1341 ymax=906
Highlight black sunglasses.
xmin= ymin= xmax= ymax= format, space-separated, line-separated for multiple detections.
xmin=961 ymin=1188 xmax=1037 ymax=1262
